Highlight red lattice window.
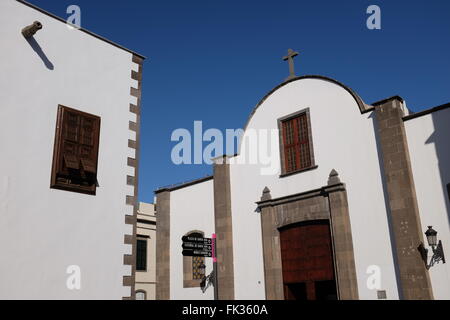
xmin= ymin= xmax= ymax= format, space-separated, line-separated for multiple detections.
xmin=281 ymin=112 xmax=312 ymax=174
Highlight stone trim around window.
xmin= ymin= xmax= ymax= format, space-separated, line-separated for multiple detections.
xmin=277 ymin=108 xmax=317 ymax=177
xmin=135 ymin=290 xmax=147 ymax=300
xmin=183 ymin=231 xmax=205 ymax=288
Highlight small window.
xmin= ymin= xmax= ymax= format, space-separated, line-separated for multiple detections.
xmin=183 ymin=231 xmax=205 ymax=288
xmin=136 ymin=290 xmax=146 ymax=300
xmin=278 ymin=109 xmax=315 ymax=175
xmin=192 ymin=256 xmax=205 ymax=280
xmin=136 ymin=239 xmax=147 ymax=271
xmin=50 ymin=105 xmax=101 ymax=195
xmin=377 ymin=290 xmax=387 ymax=300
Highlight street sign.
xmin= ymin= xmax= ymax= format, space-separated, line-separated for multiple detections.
xmin=182 ymin=236 xmax=212 ymax=245
xmin=181 ymin=233 xmax=218 ymax=300
xmin=182 ymin=249 xmax=213 ymax=258
xmin=182 ymin=235 xmax=213 ymax=257
xmin=182 ymin=242 xmax=212 ymax=250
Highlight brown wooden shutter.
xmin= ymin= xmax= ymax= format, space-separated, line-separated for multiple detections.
xmin=282 ymin=112 xmax=313 ymax=174
xmin=51 ymin=105 xmax=101 ymax=195
xmin=79 ymin=115 xmax=100 ymax=175
xmin=283 ymin=119 xmax=298 ymax=173
xmin=64 ymin=154 xmax=79 ymax=170
xmin=61 ymin=109 xmax=81 ymax=173
xmin=296 ymin=113 xmax=311 ymax=170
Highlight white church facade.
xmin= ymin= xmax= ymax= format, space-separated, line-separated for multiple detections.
xmin=155 ymin=51 xmax=450 ymax=300
xmin=0 ymin=0 xmax=144 ymax=299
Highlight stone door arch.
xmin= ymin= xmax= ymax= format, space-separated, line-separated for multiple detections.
xmin=257 ymin=170 xmax=359 ymax=300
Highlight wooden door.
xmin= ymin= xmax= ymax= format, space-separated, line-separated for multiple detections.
xmin=280 ymin=220 xmax=337 ymax=300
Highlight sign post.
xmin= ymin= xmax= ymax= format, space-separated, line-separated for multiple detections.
xmin=212 ymin=233 xmax=218 ymax=300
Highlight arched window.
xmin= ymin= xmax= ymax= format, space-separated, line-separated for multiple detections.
xmin=183 ymin=231 xmax=206 ymax=288
xmin=135 ymin=290 xmax=146 ymax=300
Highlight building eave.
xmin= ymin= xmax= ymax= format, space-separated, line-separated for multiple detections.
xmin=16 ymin=0 xmax=147 ymax=60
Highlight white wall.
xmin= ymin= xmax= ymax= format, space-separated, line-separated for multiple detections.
xmin=169 ymin=180 xmax=216 ymax=300
xmin=229 ymin=78 xmax=400 ymax=300
xmin=0 ymin=0 xmax=138 ymax=299
xmin=405 ymin=109 xmax=450 ymax=299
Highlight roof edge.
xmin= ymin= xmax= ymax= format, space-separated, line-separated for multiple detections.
xmin=155 ymin=175 xmax=214 ymax=194
xmin=371 ymin=95 xmax=404 ymax=107
xmin=16 ymin=0 xmax=146 ymax=60
xmin=243 ymin=75 xmax=369 ymax=131
xmin=361 ymin=95 xmax=406 ymax=114
xmin=403 ymin=102 xmax=450 ymax=122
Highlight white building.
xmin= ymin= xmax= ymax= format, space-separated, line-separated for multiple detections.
xmin=0 ymin=0 xmax=144 ymax=299
xmin=135 ymin=202 xmax=157 ymax=300
xmin=155 ymin=52 xmax=450 ymax=300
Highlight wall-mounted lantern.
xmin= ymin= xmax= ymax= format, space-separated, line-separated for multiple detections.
xmin=419 ymin=226 xmax=446 ymax=270
xmin=200 ymin=265 xmax=215 ymax=294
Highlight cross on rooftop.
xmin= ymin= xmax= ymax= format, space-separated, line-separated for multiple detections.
xmin=283 ymin=48 xmax=299 ymax=81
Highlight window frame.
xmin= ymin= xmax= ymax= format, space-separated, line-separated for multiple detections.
xmin=183 ymin=231 xmax=206 ymax=288
xmin=447 ymin=183 xmax=450 ymax=202
xmin=278 ymin=108 xmax=317 ymax=177
xmin=135 ymin=290 xmax=147 ymax=300
xmin=50 ymin=105 xmax=101 ymax=195
xmin=136 ymin=238 xmax=148 ymax=272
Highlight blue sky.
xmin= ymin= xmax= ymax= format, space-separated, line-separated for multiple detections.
xmin=29 ymin=0 xmax=450 ymax=203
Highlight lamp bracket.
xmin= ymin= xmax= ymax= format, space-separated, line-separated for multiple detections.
xmin=419 ymin=240 xmax=446 ymax=270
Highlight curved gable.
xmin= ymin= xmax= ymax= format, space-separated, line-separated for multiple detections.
xmin=243 ymin=75 xmax=370 ymax=131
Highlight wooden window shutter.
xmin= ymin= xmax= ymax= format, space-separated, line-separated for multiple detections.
xmin=296 ymin=113 xmax=311 ymax=169
xmin=64 ymin=154 xmax=79 ymax=170
xmin=51 ymin=105 xmax=101 ymax=195
xmin=79 ymin=115 xmax=100 ymax=175
xmin=283 ymin=119 xmax=298 ymax=173
xmin=281 ymin=110 xmax=314 ymax=175
xmin=61 ymin=109 xmax=81 ymax=173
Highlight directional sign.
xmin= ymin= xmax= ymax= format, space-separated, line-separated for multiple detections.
xmin=182 ymin=249 xmax=213 ymax=258
xmin=182 ymin=236 xmax=212 ymax=245
xmin=182 ymin=235 xmax=214 ymax=257
xmin=182 ymin=242 xmax=212 ymax=250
